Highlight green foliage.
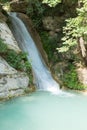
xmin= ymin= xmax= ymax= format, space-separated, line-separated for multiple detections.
xmin=5 ymin=51 xmax=28 ymax=70
xmin=58 ymin=0 xmax=87 ymax=52
xmin=0 ymin=38 xmax=32 ymax=83
xmin=0 ymin=0 xmax=8 ymax=3
xmin=5 ymin=50 xmax=32 ymax=82
xmin=42 ymin=0 xmax=61 ymax=7
xmin=63 ymin=65 xmax=85 ymax=90
xmin=40 ymin=32 xmax=58 ymax=62
xmin=27 ymin=0 xmax=45 ymax=29
xmin=0 ymin=38 xmax=8 ymax=53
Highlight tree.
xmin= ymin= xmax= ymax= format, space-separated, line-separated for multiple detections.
xmin=42 ymin=0 xmax=61 ymax=7
xmin=58 ymin=0 xmax=87 ymax=65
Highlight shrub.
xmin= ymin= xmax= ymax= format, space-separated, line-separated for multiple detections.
xmin=0 ymin=38 xmax=33 ymax=84
xmin=0 ymin=38 xmax=8 ymax=53
xmin=63 ymin=64 xmax=86 ymax=90
xmin=26 ymin=0 xmax=45 ymax=30
xmin=40 ymin=31 xmax=58 ymax=62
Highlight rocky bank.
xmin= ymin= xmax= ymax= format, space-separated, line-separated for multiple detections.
xmin=0 ymin=6 xmax=30 ymax=100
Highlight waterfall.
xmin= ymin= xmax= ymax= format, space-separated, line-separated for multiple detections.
xmin=9 ymin=12 xmax=60 ymax=94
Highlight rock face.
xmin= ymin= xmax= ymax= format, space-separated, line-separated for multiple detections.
xmin=42 ymin=16 xmax=61 ymax=37
xmin=0 ymin=56 xmax=29 ymax=100
xmin=42 ymin=16 xmax=59 ymax=31
xmin=0 ymin=3 xmax=20 ymax=53
xmin=10 ymin=0 xmax=28 ymax=13
xmin=0 ymin=22 xmax=21 ymax=53
xmin=77 ymin=67 xmax=87 ymax=86
xmin=0 ymin=4 xmax=7 ymax=22
xmin=0 ymin=57 xmax=17 ymax=75
xmin=0 ymin=10 xmax=30 ymax=100
xmin=0 ymin=12 xmax=7 ymax=22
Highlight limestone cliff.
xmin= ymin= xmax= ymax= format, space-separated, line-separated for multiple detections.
xmin=0 ymin=7 xmax=30 ymax=100
xmin=0 ymin=57 xmax=29 ymax=99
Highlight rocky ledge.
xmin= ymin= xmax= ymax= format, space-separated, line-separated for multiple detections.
xmin=0 ymin=56 xmax=29 ymax=100
xmin=0 ymin=9 xmax=30 ymax=100
xmin=0 ymin=22 xmax=21 ymax=53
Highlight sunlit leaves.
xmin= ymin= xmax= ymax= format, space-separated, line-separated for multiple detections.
xmin=57 ymin=46 xmax=69 ymax=52
xmin=42 ymin=0 xmax=61 ymax=7
xmin=58 ymin=0 xmax=87 ymax=52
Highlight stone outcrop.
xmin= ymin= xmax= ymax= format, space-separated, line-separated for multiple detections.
xmin=77 ymin=67 xmax=87 ymax=87
xmin=0 ymin=3 xmax=21 ymax=53
xmin=0 ymin=56 xmax=17 ymax=75
xmin=42 ymin=16 xmax=60 ymax=31
xmin=0 ymin=56 xmax=29 ymax=100
xmin=0 ymin=22 xmax=21 ymax=53
xmin=42 ymin=16 xmax=62 ymax=38
xmin=0 ymin=10 xmax=30 ymax=100
xmin=10 ymin=0 xmax=29 ymax=13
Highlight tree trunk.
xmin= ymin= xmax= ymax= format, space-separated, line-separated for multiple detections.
xmin=78 ymin=37 xmax=87 ymax=66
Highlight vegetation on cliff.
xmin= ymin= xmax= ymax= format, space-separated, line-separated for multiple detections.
xmin=0 ymin=38 xmax=32 ymax=84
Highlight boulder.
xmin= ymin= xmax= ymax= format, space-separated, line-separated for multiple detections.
xmin=0 ymin=73 xmax=29 ymax=93
xmin=0 ymin=56 xmax=29 ymax=100
xmin=0 ymin=56 xmax=17 ymax=75
xmin=42 ymin=16 xmax=61 ymax=31
xmin=0 ymin=22 xmax=21 ymax=53
xmin=77 ymin=67 xmax=87 ymax=86
xmin=0 ymin=89 xmax=25 ymax=99
xmin=42 ymin=16 xmax=62 ymax=38
xmin=42 ymin=16 xmax=57 ymax=31
xmin=52 ymin=62 xmax=68 ymax=79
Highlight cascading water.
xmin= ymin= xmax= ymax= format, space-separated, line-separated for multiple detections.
xmin=9 ymin=12 xmax=60 ymax=94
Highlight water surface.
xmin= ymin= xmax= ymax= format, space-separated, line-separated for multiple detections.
xmin=0 ymin=91 xmax=87 ymax=130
